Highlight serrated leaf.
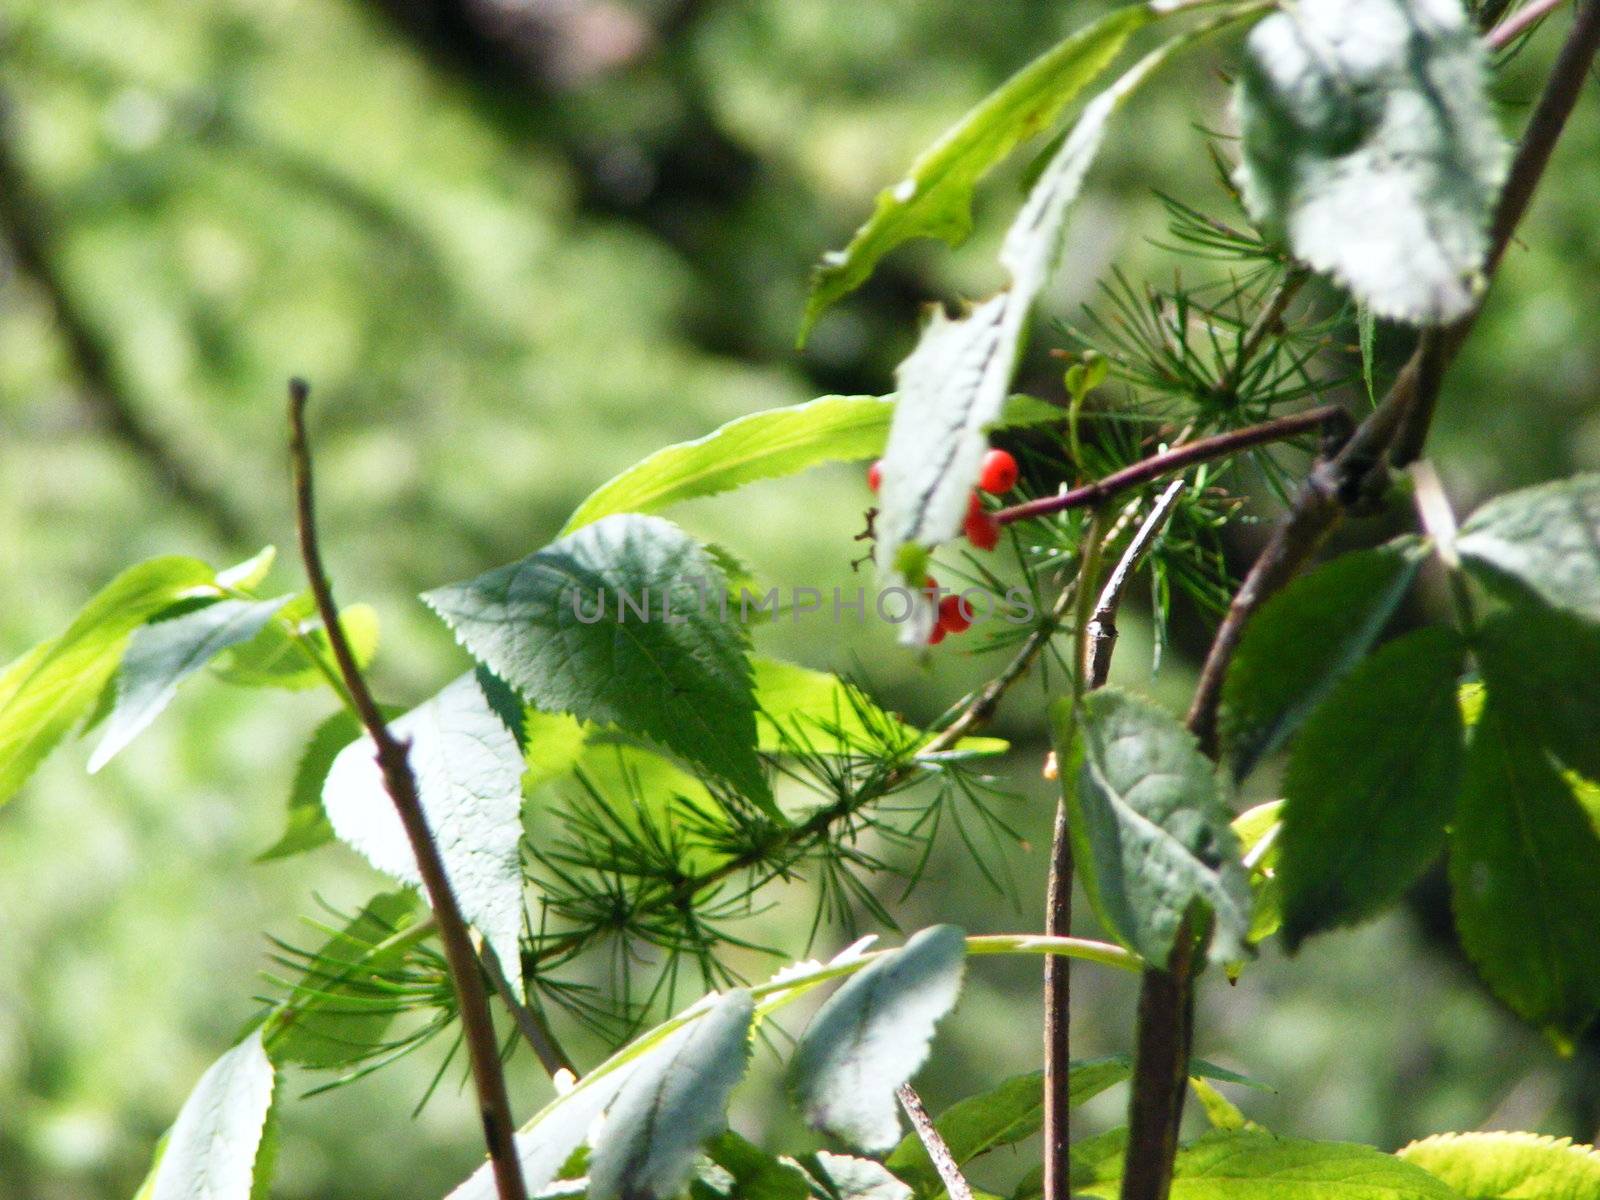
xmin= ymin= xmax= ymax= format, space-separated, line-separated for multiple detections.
xmin=0 ymin=556 xmax=215 ymax=806
xmin=323 ymin=671 xmax=528 ymax=998
xmin=1055 ymin=689 xmax=1251 ymax=968
xmin=1450 ymin=699 xmax=1600 ymax=1038
xmin=874 ymin=40 xmax=1192 ymax=622
xmin=1475 ymin=597 xmax=1600 ymax=781
xmin=802 ymin=3 xmax=1159 ymax=336
xmin=424 ymin=514 xmax=772 ymax=814
xmin=1278 ymin=627 xmax=1465 ymax=949
xmin=258 ymin=711 xmax=364 ymax=861
xmin=1235 ymin=0 xmax=1507 ymax=324
xmin=1458 ymin=473 xmax=1600 ymax=626
xmin=563 ymin=396 xmax=892 ymax=533
xmin=1079 ymin=1131 xmax=1462 ymax=1199
xmin=590 ymin=989 xmax=755 ymax=1200
xmin=265 ymin=891 xmax=421 ymax=1067
xmin=211 ymin=594 xmax=379 ymax=690
xmin=1221 ymin=541 xmax=1424 ymax=780
xmin=1398 ymin=1131 xmax=1600 ymax=1199
xmin=142 ymin=1030 xmax=277 ymax=1200
xmin=790 ymin=925 xmax=967 ymax=1153
xmin=89 ymin=596 xmax=290 ymax=772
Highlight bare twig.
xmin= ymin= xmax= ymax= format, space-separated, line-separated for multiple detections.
xmin=1086 ymin=479 xmax=1190 ymax=689
xmin=288 ymin=380 xmax=526 ymax=1200
xmin=1487 ymin=0 xmax=1573 ymax=49
xmin=994 ymin=406 xmax=1343 ymax=527
xmin=1129 ymin=10 xmax=1600 ymax=1197
xmin=897 ymin=1085 xmax=975 ymax=1200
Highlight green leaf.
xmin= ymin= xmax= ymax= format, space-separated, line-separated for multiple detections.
xmin=874 ymin=38 xmax=1196 ymax=615
xmin=789 ymin=925 xmax=967 ymax=1153
xmin=258 ymin=711 xmax=364 ymax=861
xmin=0 ymin=556 xmax=215 ymax=806
xmin=1233 ymin=801 xmax=1284 ymax=946
xmin=522 ymin=709 xmax=592 ymax=789
xmin=1221 ymin=541 xmax=1424 ymax=780
xmin=1055 ymin=689 xmax=1251 ymax=968
xmin=1458 ymin=474 xmax=1600 ymax=626
xmin=1278 ymin=627 xmax=1465 ymax=950
xmin=1398 ymin=1131 xmax=1600 ymax=1199
xmin=1475 ymin=597 xmax=1600 ymax=781
xmin=563 ymin=396 xmax=892 ymax=533
xmin=590 ymin=989 xmax=755 ymax=1200
xmin=322 ymin=671 xmax=528 ymax=997
xmin=211 ymin=595 xmax=379 ymax=690
xmin=1235 ymin=0 xmax=1507 ymax=324
xmin=140 ymin=1030 xmax=278 ymax=1200
xmin=89 ymin=596 xmax=290 ymax=772
xmin=423 ymin=514 xmax=772 ymax=814
xmin=801 ymin=2 xmax=1158 ymax=337
xmin=754 ymin=657 xmax=1005 ymax=759
xmin=804 ymin=1154 xmax=914 ymax=1200
xmin=1449 ymin=700 xmax=1600 ymax=1039
xmin=699 ymin=1133 xmax=812 ymax=1200
xmin=265 ymin=891 xmax=421 ymax=1067
xmin=1078 ymin=1131 xmax=1462 ymax=1199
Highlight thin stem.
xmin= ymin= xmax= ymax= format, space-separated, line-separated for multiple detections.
xmin=1487 ymin=0 xmax=1573 ymax=49
xmin=1213 ymin=267 xmax=1311 ymax=402
xmin=994 ymin=406 xmax=1343 ymax=527
xmin=1086 ymin=479 xmax=1190 ymax=689
xmin=288 ymin=380 xmax=527 ymax=1200
xmin=480 ymin=939 xmax=576 ymax=1077
xmin=897 ymin=1085 xmax=975 ymax=1200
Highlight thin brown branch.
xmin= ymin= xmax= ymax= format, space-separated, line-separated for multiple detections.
xmin=1129 ymin=11 xmax=1600 ymax=1197
xmin=0 ymin=102 xmax=251 ymax=546
xmin=994 ymin=406 xmax=1343 ymax=527
xmin=1086 ymin=479 xmax=1190 ymax=689
xmin=479 ymin=938 xmax=576 ymax=1077
xmin=288 ymin=380 xmax=527 ymax=1200
xmin=897 ymin=1085 xmax=975 ymax=1200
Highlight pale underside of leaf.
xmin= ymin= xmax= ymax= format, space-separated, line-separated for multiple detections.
xmin=874 ymin=44 xmax=1180 ymax=638
xmin=562 ymin=395 xmax=892 ymax=534
xmin=588 ymin=989 xmax=755 ymax=1200
xmin=789 ymin=924 xmax=967 ymax=1153
xmin=322 ymin=670 xmax=528 ymax=997
xmin=147 ymin=1030 xmax=277 ymax=1200
xmin=90 ymin=595 xmax=289 ymax=772
xmin=1458 ymin=472 xmax=1600 ymax=626
xmin=1235 ymin=0 xmax=1507 ymax=324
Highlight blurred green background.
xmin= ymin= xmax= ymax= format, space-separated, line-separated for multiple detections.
xmin=3 ymin=2 xmax=1600 ymax=1198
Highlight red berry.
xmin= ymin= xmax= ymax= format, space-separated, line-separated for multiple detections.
xmin=927 ymin=623 xmax=948 ymax=646
xmin=938 ymin=594 xmax=972 ymax=634
xmin=978 ymin=448 xmax=1019 ymax=495
xmin=867 ymin=460 xmax=884 ymax=492
xmin=964 ymin=499 xmax=1001 ymax=551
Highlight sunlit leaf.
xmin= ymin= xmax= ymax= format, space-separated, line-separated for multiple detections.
xmin=140 ymin=1030 xmax=277 ymax=1200
xmin=1398 ymin=1131 xmax=1600 ymax=1199
xmin=1235 ymin=0 xmax=1507 ymax=323
xmin=211 ymin=594 xmax=379 ymax=691
xmin=789 ymin=925 xmax=967 ymax=1153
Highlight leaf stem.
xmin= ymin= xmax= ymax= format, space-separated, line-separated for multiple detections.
xmin=287 ymin=379 xmax=528 ymax=1200
xmin=1487 ymin=0 xmax=1573 ymax=49
xmin=993 ymin=405 xmax=1343 ymax=527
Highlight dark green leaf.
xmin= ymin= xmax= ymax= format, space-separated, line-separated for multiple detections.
xmin=1459 ymin=474 xmax=1600 ymax=626
xmin=1055 ymin=689 xmax=1251 ymax=967
xmin=1235 ymin=0 xmax=1507 ymax=324
xmin=89 ymin=596 xmax=289 ymax=772
xmin=699 ymin=1133 xmax=812 ymax=1200
xmin=1450 ymin=702 xmax=1600 ymax=1040
xmin=265 ymin=891 xmax=421 ymax=1068
xmin=789 ymin=925 xmax=967 ymax=1153
xmin=801 ymin=2 xmax=1157 ymax=336
xmin=1279 ymin=627 xmax=1465 ymax=950
xmin=1221 ymin=541 xmax=1424 ymax=780
xmin=0 ymin=556 xmax=215 ymax=805
xmin=590 ymin=989 xmax=755 ymax=1200
xmin=322 ymin=671 xmax=528 ymax=996
xmin=1476 ymin=597 xmax=1600 ymax=782
xmin=424 ymin=514 xmax=772 ymax=813
xmin=564 ymin=396 xmax=892 ymax=533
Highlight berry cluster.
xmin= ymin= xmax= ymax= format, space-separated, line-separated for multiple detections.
xmin=867 ymin=448 xmax=1019 ymax=644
